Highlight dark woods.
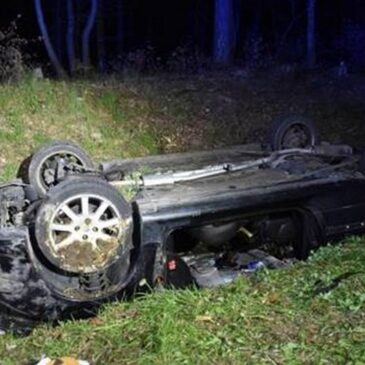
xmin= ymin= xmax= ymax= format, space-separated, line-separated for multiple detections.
xmin=3 ymin=0 xmax=365 ymax=76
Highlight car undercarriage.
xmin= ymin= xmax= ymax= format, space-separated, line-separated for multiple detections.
xmin=0 ymin=115 xmax=364 ymax=334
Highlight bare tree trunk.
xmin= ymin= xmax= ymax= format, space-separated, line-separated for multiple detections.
xmin=275 ymin=0 xmax=297 ymax=59
xmin=82 ymin=0 xmax=98 ymax=68
xmin=232 ymin=0 xmax=241 ymax=50
xmin=307 ymin=0 xmax=316 ymax=68
xmin=34 ymin=0 xmax=66 ymax=77
xmin=97 ymin=0 xmax=106 ymax=72
xmin=213 ymin=0 xmax=234 ymax=64
xmin=54 ymin=0 xmax=63 ymax=62
xmin=66 ymin=0 xmax=76 ymax=75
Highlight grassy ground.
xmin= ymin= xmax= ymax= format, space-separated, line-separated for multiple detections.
xmin=0 ymin=72 xmax=364 ymax=364
xmin=0 ymin=71 xmax=364 ymax=181
xmin=0 ymin=239 xmax=365 ymax=364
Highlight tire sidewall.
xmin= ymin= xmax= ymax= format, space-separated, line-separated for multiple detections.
xmin=35 ymin=177 xmax=133 ymax=274
xmin=269 ymin=115 xmax=320 ymax=151
xmin=28 ymin=141 xmax=94 ymax=197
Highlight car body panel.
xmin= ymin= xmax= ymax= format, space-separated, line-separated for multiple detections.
xmin=0 ymin=142 xmax=364 ymax=332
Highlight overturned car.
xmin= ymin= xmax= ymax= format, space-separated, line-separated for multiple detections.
xmin=0 ymin=115 xmax=364 ymax=333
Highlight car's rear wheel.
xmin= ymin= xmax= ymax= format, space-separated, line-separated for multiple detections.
xmin=269 ymin=115 xmax=320 ymax=151
xmin=19 ymin=141 xmax=94 ymax=197
xmin=35 ymin=177 xmax=133 ymax=274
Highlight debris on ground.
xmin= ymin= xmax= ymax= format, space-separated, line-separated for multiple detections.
xmin=35 ymin=357 xmax=90 ymax=365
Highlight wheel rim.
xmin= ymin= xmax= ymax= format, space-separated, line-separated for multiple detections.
xmin=38 ymin=152 xmax=87 ymax=192
xmin=281 ymin=123 xmax=314 ymax=149
xmin=46 ymin=193 xmax=128 ymax=272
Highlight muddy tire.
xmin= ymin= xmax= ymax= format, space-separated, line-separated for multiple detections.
xmin=269 ymin=115 xmax=320 ymax=151
xmin=19 ymin=141 xmax=94 ymax=197
xmin=35 ymin=177 xmax=133 ymax=274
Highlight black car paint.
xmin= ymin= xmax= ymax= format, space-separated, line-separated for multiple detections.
xmin=0 ymin=145 xmax=365 ymax=333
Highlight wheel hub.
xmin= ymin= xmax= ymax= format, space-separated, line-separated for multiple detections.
xmin=282 ymin=124 xmax=311 ymax=149
xmin=40 ymin=153 xmax=85 ymax=191
xmin=44 ymin=194 xmax=132 ymax=273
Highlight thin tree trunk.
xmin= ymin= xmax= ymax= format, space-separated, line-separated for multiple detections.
xmin=66 ymin=0 xmax=76 ymax=74
xmin=34 ymin=0 xmax=66 ymax=77
xmin=82 ymin=0 xmax=98 ymax=68
xmin=96 ymin=0 xmax=106 ymax=72
xmin=213 ymin=0 xmax=234 ymax=64
xmin=74 ymin=0 xmax=82 ymax=61
xmin=232 ymin=0 xmax=240 ymax=50
xmin=275 ymin=0 xmax=297 ymax=59
xmin=249 ymin=0 xmax=261 ymax=43
xmin=307 ymin=0 xmax=316 ymax=68
xmin=54 ymin=0 xmax=63 ymax=61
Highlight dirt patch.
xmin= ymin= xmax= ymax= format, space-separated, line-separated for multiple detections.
xmin=140 ymin=71 xmax=365 ymax=152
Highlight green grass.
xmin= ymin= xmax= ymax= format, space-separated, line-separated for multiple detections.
xmin=1 ymin=73 xmax=365 ymax=364
xmin=1 ymin=71 xmax=365 ymax=182
xmin=0 ymin=76 xmax=163 ymax=182
xmin=1 ymin=239 xmax=365 ymax=364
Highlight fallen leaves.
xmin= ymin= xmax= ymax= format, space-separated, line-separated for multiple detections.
xmin=195 ymin=315 xmax=214 ymax=323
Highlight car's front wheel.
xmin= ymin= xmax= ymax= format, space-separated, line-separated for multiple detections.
xmin=35 ymin=177 xmax=134 ymax=275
